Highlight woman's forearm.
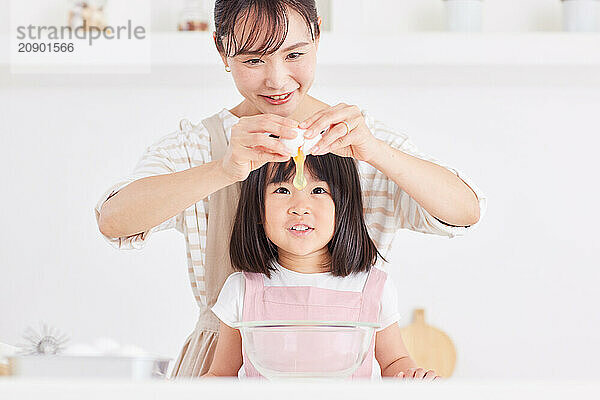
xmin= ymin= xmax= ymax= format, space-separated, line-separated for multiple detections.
xmin=366 ymin=139 xmax=480 ymax=227
xmin=98 ymin=159 xmax=235 ymax=238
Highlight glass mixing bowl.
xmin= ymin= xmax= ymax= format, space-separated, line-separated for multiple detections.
xmin=232 ymin=321 xmax=380 ymax=380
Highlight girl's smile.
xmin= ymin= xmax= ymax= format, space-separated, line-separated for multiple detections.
xmin=288 ymin=222 xmax=314 ymax=236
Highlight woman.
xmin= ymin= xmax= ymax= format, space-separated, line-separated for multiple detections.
xmin=95 ymin=0 xmax=486 ymax=379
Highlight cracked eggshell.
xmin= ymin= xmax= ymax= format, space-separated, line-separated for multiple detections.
xmin=303 ymin=134 xmax=321 ymax=155
xmin=280 ymin=128 xmax=322 ymax=157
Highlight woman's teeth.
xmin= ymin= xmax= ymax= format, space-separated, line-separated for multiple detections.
xmin=268 ymin=93 xmax=292 ymax=100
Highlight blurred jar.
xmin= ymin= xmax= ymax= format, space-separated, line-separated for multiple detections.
xmin=178 ymin=0 xmax=210 ymax=31
xmin=443 ymin=0 xmax=483 ymax=32
xmin=561 ymin=0 xmax=599 ymax=32
xmin=68 ymin=0 xmax=108 ymax=31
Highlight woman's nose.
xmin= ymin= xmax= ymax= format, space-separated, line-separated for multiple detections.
xmin=264 ymin=60 xmax=289 ymax=90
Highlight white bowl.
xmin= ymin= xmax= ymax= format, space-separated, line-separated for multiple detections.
xmin=233 ymin=321 xmax=379 ymax=380
xmin=7 ymin=355 xmax=171 ymax=380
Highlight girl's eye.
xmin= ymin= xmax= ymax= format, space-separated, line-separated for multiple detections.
xmin=287 ymin=52 xmax=305 ymax=60
xmin=274 ymin=187 xmax=290 ymax=194
xmin=312 ymin=187 xmax=328 ymax=194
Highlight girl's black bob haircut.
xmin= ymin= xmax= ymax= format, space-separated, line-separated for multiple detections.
xmin=230 ymin=154 xmax=387 ymax=278
xmin=214 ymin=0 xmax=320 ymax=57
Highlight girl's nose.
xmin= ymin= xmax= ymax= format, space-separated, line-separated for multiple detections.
xmin=289 ymin=207 xmax=310 ymax=216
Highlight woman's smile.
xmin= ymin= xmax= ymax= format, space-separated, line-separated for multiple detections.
xmin=261 ymin=90 xmax=296 ymax=105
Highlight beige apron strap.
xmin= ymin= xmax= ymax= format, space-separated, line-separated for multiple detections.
xmin=201 ymin=114 xmax=241 ymax=324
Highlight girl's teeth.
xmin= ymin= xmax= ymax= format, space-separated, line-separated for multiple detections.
xmin=291 ymin=226 xmax=310 ymax=231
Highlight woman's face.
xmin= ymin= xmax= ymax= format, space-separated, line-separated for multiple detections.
xmin=263 ymin=167 xmax=335 ymax=268
xmin=224 ymin=8 xmax=319 ymax=118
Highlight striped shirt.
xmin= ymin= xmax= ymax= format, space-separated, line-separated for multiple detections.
xmin=95 ymin=108 xmax=487 ymax=308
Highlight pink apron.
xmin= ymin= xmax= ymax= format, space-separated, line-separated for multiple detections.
xmin=241 ymin=267 xmax=387 ymax=379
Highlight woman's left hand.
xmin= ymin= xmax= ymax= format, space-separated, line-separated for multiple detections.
xmin=299 ymin=103 xmax=381 ymax=162
xmin=396 ymin=368 xmax=441 ymax=381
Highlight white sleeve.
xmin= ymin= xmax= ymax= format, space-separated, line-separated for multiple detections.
xmin=211 ymin=272 xmax=245 ymax=328
xmin=362 ymin=110 xmax=487 ymax=239
xmin=94 ymin=132 xmax=187 ymax=250
xmin=377 ymin=276 xmax=401 ymax=332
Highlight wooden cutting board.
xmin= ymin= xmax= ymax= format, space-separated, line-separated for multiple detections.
xmin=399 ymin=308 xmax=456 ymax=377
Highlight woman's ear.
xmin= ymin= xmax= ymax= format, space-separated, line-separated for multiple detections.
xmin=213 ymin=32 xmax=229 ymax=67
xmin=315 ymin=17 xmax=322 ymax=50
xmin=315 ymin=17 xmax=323 ymax=50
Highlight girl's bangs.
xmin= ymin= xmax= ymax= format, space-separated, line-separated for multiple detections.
xmin=265 ymin=156 xmax=331 ymax=186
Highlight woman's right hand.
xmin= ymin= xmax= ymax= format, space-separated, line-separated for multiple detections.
xmin=220 ymin=114 xmax=300 ymax=183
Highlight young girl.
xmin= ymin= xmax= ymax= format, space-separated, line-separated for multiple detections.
xmin=205 ymin=153 xmax=440 ymax=380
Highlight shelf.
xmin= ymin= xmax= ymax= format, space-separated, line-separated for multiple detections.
xmin=150 ymin=32 xmax=600 ymax=67
xmin=2 ymin=32 xmax=600 ymax=86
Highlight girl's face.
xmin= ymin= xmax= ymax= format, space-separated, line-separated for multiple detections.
xmin=264 ymin=168 xmax=335 ymax=270
xmin=223 ymin=8 xmax=319 ymax=118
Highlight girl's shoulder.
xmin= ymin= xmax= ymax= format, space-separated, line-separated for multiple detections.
xmin=222 ymin=271 xmax=246 ymax=292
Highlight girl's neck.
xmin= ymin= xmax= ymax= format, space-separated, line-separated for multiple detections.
xmin=277 ymin=247 xmax=331 ymax=274
xmin=230 ymin=95 xmax=330 ymax=123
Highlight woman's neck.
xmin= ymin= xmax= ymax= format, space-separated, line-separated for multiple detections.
xmin=230 ymin=95 xmax=330 ymax=123
xmin=277 ymin=247 xmax=331 ymax=274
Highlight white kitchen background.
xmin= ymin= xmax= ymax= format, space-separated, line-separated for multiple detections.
xmin=1 ymin=0 xmax=599 ymax=380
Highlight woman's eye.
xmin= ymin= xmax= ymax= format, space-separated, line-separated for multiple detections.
xmin=274 ymin=187 xmax=290 ymax=194
xmin=244 ymin=58 xmax=263 ymax=65
xmin=287 ymin=52 xmax=305 ymax=60
xmin=312 ymin=187 xmax=327 ymax=194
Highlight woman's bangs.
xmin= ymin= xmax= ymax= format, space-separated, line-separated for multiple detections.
xmin=225 ymin=1 xmax=289 ymax=57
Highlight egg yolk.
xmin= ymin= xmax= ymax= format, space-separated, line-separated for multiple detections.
xmin=292 ymin=146 xmax=307 ymax=190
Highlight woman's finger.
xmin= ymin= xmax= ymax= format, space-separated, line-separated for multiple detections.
xmin=316 ymin=123 xmax=360 ymax=155
xmin=301 ymin=103 xmax=347 ymax=139
xmin=236 ymin=116 xmax=299 ymax=139
xmin=265 ymin=113 xmax=300 ymax=127
xmin=239 ymin=146 xmax=289 ymax=166
xmin=303 ymin=104 xmax=361 ymax=140
xmin=311 ymin=119 xmax=357 ymax=155
xmin=298 ymin=108 xmax=329 ymax=132
xmin=238 ymin=133 xmax=294 ymax=157
xmin=248 ymin=113 xmax=300 ymax=128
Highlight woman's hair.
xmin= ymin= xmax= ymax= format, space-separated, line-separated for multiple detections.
xmin=214 ymin=0 xmax=320 ymax=57
xmin=230 ymin=155 xmax=387 ymax=278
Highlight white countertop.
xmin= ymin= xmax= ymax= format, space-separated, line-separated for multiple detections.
xmin=1 ymin=378 xmax=599 ymax=400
